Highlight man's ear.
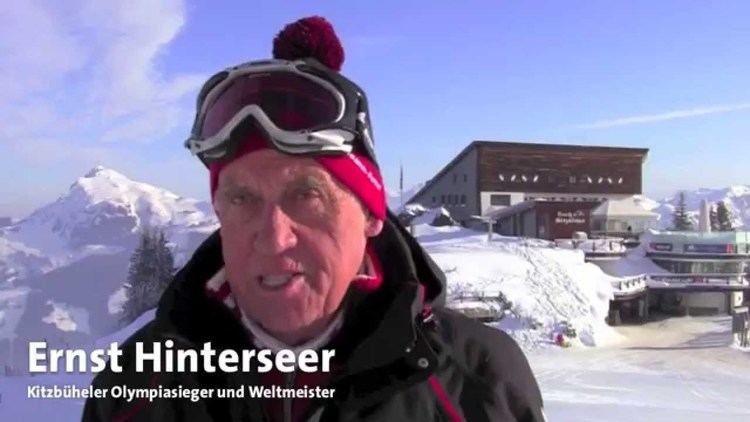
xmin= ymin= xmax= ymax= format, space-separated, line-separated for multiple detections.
xmin=365 ymin=217 xmax=384 ymax=237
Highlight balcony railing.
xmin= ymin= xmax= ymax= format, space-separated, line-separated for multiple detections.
xmin=611 ymin=275 xmax=648 ymax=297
xmin=647 ymin=273 xmax=749 ymax=289
xmin=610 ymin=272 xmax=749 ymax=298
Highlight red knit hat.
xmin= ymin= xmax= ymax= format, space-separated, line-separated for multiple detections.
xmin=208 ymin=16 xmax=386 ymax=220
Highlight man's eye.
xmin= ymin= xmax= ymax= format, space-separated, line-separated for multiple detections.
xmin=297 ymin=188 xmax=322 ymax=200
xmin=228 ymin=193 xmax=255 ymax=205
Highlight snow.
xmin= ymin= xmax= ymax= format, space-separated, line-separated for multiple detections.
xmin=531 ymin=316 xmax=750 ymax=421
xmin=410 ymin=206 xmax=452 ymax=226
xmin=92 ymin=309 xmax=154 ymax=350
xmin=555 ymin=237 xmax=627 ymax=254
xmin=106 ymin=287 xmax=128 ymax=315
xmin=0 ymin=309 xmax=155 ymax=420
xmin=0 ymin=237 xmax=51 ymax=284
xmin=0 ymin=166 xmax=220 ymax=366
xmin=416 ymin=225 xmax=620 ymax=348
xmin=593 ymin=242 xmax=668 ymax=277
xmin=0 ymin=165 xmax=218 ymax=285
xmin=0 ymin=373 xmax=95 ymax=420
xmin=41 ymin=301 xmax=90 ymax=334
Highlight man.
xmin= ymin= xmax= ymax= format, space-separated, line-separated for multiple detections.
xmin=83 ymin=16 xmax=544 ymax=421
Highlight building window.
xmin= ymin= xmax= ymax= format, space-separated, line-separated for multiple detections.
xmin=463 ymin=174 xmax=468 ymax=182
xmin=453 ymin=174 xmax=457 ymax=184
xmin=460 ymin=194 xmax=466 ymax=205
xmin=490 ymin=194 xmax=511 ymax=206
xmin=569 ymin=175 xmax=576 ymax=184
xmin=441 ymin=195 xmax=445 ymax=204
xmin=432 ymin=196 xmax=436 ymax=204
xmin=498 ymin=173 xmax=505 ymax=181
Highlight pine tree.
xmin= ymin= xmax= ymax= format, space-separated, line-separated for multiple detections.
xmin=716 ymin=200 xmax=734 ymax=231
xmin=121 ymin=227 xmax=176 ymax=325
xmin=709 ymin=204 xmax=719 ymax=231
xmin=672 ymin=192 xmax=693 ymax=231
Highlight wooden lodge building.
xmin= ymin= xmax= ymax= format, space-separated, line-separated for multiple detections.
xmin=407 ymin=141 xmax=651 ymax=239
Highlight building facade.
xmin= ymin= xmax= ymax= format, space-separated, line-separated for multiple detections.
xmin=645 ymin=231 xmax=750 ymax=315
xmin=407 ymin=141 xmax=650 ymax=237
xmin=488 ymin=199 xmax=602 ymax=240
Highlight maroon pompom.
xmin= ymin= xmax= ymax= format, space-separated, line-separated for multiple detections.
xmin=272 ymin=16 xmax=344 ymax=71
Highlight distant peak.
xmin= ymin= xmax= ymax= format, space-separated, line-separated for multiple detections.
xmin=83 ymin=165 xmax=128 ymax=180
xmin=84 ymin=165 xmax=108 ymax=178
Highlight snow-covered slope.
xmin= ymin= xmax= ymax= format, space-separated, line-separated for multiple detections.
xmin=653 ymin=185 xmax=750 ymax=229
xmin=0 ymin=308 xmax=156 ymax=421
xmin=0 ymin=237 xmax=52 ymax=285
xmin=414 ymin=225 xmax=619 ymax=349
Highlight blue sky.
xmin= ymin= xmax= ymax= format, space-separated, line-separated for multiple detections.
xmin=1 ymin=0 xmax=749 ymax=217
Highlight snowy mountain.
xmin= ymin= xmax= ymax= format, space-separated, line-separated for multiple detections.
xmin=0 ymin=166 xmax=217 ymax=284
xmin=652 ymin=185 xmax=750 ymax=229
xmin=0 ymin=166 xmax=218 ymax=370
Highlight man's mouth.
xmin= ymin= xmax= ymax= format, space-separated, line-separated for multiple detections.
xmin=258 ymin=273 xmax=305 ymax=290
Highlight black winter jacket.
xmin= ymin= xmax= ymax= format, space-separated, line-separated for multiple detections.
xmin=82 ymin=211 xmax=545 ymax=421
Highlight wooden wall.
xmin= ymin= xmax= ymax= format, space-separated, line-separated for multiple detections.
xmin=477 ymin=143 xmax=646 ymax=195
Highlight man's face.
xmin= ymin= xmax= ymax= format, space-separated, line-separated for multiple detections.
xmin=214 ymin=148 xmax=382 ymax=343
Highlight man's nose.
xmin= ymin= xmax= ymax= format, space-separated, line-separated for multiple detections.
xmin=253 ymin=204 xmax=298 ymax=255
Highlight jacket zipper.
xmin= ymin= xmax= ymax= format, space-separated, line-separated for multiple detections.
xmin=283 ymin=371 xmax=296 ymax=422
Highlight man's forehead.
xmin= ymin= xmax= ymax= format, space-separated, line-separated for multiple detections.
xmin=220 ymin=163 xmax=331 ymax=189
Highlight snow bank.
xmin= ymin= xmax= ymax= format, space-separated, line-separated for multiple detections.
xmin=415 ymin=225 xmax=621 ymax=349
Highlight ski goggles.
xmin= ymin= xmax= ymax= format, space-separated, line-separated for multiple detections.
xmin=184 ymin=58 xmax=377 ymax=166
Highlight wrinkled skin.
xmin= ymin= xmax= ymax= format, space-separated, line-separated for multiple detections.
xmin=213 ymin=148 xmax=383 ymax=345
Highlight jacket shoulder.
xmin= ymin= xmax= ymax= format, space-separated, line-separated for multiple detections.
xmin=431 ymin=307 xmax=545 ymax=421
